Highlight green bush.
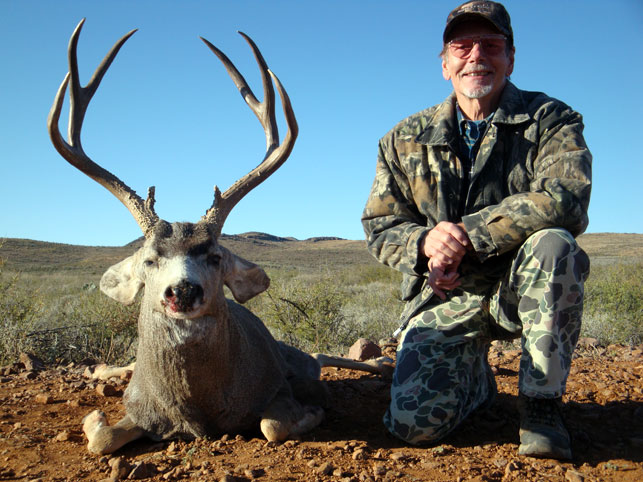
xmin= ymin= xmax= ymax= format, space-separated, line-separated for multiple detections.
xmin=582 ymin=262 xmax=643 ymax=346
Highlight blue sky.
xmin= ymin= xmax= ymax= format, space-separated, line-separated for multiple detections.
xmin=1 ymin=0 xmax=641 ymax=246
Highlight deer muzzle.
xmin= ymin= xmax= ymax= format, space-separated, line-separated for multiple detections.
xmin=162 ymin=280 xmax=204 ymax=315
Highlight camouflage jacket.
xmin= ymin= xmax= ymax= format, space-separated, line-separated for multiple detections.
xmin=361 ymin=81 xmax=592 ymax=324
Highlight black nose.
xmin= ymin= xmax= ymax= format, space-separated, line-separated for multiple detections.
xmin=164 ymin=281 xmax=204 ymax=312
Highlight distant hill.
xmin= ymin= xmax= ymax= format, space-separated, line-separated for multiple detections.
xmin=1 ymin=232 xmax=641 ymax=275
xmin=0 ymin=233 xmax=372 ymax=274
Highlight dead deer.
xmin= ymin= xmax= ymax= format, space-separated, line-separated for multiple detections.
xmin=48 ymin=20 xmax=392 ymax=455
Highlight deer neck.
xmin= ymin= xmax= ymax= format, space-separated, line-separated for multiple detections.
xmin=135 ymin=294 xmax=236 ymax=374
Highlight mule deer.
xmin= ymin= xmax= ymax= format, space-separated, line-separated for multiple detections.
xmin=48 ymin=20 xmax=391 ymax=455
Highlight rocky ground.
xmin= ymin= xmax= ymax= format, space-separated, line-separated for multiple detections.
xmin=0 ymin=341 xmax=642 ymax=482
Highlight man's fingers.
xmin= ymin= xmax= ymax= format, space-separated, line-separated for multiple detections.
xmin=422 ymin=222 xmax=470 ymax=263
xmin=436 ymin=221 xmax=470 ymax=248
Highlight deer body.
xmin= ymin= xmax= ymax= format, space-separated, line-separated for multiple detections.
xmin=82 ymin=221 xmax=324 ymax=453
xmin=51 ymin=21 xmax=391 ymax=455
xmin=125 ymin=302 xmax=288 ymax=440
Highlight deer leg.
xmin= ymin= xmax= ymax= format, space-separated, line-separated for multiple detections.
xmin=89 ymin=362 xmax=136 ymax=381
xmin=82 ymin=410 xmax=144 ymax=455
xmin=312 ymin=354 xmax=395 ymax=379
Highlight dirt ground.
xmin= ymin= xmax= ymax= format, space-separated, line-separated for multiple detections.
xmin=0 ymin=342 xmax=641 ymax=482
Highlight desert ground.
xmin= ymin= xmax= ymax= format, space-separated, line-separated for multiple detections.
xmin=0 ymin=340 xmax=641 ymax=482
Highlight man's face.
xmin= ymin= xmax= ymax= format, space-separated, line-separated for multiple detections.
xmin=442 ymin=20 xmax=515 ymax=103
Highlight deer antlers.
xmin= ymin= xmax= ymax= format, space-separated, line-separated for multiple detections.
xmin=48 ymin=20 xmax=297 ymax=238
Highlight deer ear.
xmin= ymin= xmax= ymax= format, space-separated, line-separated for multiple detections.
xmin=100 ymin=252 xmax=144 ymax=305
xmin=221 ymin=247 xmax=270 ymax=303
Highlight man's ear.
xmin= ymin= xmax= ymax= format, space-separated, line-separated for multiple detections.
xmin=506 ymin=46 xmax=515 ymax=77
xmin=442 ymin=55 xmax=451 ymax=81
xmin=221 ymin=246 xmax=270 ymax=303
xmin=100 ymin=252 xmax=144 ymax=305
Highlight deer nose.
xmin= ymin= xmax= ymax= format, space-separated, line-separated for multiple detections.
xmin=164 ymin=281 xmax=204 ymax=312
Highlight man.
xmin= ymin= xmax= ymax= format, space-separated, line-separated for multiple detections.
xmin=362 ymin=1 xmax=591 ymax=460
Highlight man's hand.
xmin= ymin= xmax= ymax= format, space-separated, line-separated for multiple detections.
xmin=421 ymin=221 xmax=471 ymax=267
xmin=421 ymin=222 xmax=472 ymax=300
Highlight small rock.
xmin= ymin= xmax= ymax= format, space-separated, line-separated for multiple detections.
xmin=166 ymin=441 xmax=178 ymax=453
xmin=389 ymin=452 xmax=406 ymax=462
xmin=244 ymin=468 xmax=264 ymax=479
xmin=504 ymin=460 xmax=520 ymax=477
xmin=352 ymin=448 xmax=366 ymax=460
xmin=565 ymin=469 xmax=585 ymax=482
xmin=577 ymin=337 xmax=599 ymax=348
xmin=54 ymin=430 xmax=73 ymax=442
xmin=348 ymin=338 xmax=382 ymax=361
xmin=316 ymin=462 xmax=333 ymax=475
xmin=373 ymin=463 xmax=387 ymax=476
xmin=35 ymin=393 xmax=53 ymax=404
xmin=109 ymin=457 xmax=132 ymax=480
xmin=128 ymin=461 xmax=156 ymax=479
xmin=19 ymin=353 xmax=45 ymax=372
xmin=20 ymin=371 xmax=37 ymax=380
xmin=96 ymin=384 xmax=118 ymax=397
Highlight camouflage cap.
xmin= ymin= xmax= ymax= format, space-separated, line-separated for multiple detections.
xmin=443 ymin=1 xmax=513 ymax=44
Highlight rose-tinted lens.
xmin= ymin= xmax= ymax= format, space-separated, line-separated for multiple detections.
xmin=449 ymin=39 xmax=474 ymax=58
xmin=448 ymin=36 xmax=506 ymax=58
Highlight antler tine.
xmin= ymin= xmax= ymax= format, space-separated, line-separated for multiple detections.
xmin=200 ymin=33 xmax=298 ymax=237
xmin=47 ymin=19 xmax=159 ymax=236
xmin=200 ymin=32 xmax=278 ymax=152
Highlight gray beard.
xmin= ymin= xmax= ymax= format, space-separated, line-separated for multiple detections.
xmin=462 ymin=83 xmax=494 ymax=99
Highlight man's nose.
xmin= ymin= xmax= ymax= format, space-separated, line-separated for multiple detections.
xmin=468 ymin=41 xmax=486 ymax=60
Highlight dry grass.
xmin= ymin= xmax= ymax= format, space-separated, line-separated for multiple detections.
xmin=0 ymin=232 xmax=641 ymax=365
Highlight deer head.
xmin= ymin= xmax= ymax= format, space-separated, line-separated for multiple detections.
xmin=48 ymin=20 xmax=297 ymax=318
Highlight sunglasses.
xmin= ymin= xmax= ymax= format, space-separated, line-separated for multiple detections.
xmin=447 ymin=34 xmax=507 ymax=58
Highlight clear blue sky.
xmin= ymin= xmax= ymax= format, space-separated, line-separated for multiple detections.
xmin=1 ymin=0 xmax=641 ymax=246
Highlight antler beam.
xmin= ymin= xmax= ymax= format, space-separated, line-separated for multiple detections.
xmin=47 ymin=19 xmax=159 ymax=236
xmin=200 ymin=33 xmax=298 ymax=237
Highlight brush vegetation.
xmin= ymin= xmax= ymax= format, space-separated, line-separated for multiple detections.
xmin=1 ymin=233 xmax=641 ymax=365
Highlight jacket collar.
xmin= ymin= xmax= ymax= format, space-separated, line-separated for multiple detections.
xmin=415 ymin=81 xmax=531 ymax=146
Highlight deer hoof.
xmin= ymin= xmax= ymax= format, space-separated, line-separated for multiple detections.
xmin=83 ymin=410 xmax=108 ymax=436
xmin=260 ymin=418 xmax=290 ymax=442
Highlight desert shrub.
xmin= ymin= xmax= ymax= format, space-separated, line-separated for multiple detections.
xmin=340 ymin=280 xmax=404 ymax=342
xmin=248 ymin=269 xmax=403 ymax=354
xmin=27 ymin=287 xmax=139 ymax=365
xmin=251 ymin=277 xmax=355 ymax=353
xmin=0 ymin=246 xmax=138 ymax=365
xmin=337 ymin=263 xmax=403 ymax=287
xmin=0 ymin=263 xmax=44 ymax=364
xmin=582 ymin=262 xmax=643 ymax=346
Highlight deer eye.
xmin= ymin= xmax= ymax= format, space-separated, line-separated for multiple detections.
xmin=207 ymin=253 xmax=221 ymax=267
xmin=143 ymin=258 xmax=157 ymax=268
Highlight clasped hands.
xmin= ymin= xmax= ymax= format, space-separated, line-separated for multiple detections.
xmin=420 ymin=221 xmax=472 ymax=300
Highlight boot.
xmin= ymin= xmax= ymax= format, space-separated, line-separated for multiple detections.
xmin=517 ymin=394 xmax=571 ymax=460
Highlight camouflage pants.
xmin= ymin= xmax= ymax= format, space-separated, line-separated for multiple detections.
xmin=384 ymin=228 xmax=590 ymax=445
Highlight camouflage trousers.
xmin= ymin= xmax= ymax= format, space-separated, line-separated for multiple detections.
xmin=384 ymin=228 xmax=590 ymax=445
